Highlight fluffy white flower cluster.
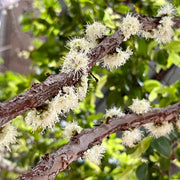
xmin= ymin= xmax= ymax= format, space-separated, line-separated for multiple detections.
xmin=138 ymin=30 xmax=154 ymax=40
xmin=84 ymin=144 xmax=106 ymax=165
xmin=121 ymin=14 xmax=141 ymax=41
xmin=144 ymin=121 xmax=173 ymax=138
xmin=25 ymin=106 xmax=59 ymax=131
xmin=154 ymin=16 xmax=174 ymax=44
xmin=103 ymin=47 xmax=133 ymax=69
xmin=157 ymin=3 xmax=176 ymax=16
xmin=86 ymin=22 xmax=107 ymax=45
xmin=129 ymin=98 xmax=151 ymax=114
xmin=63 ymin=22 xmax=107 ymax=78
xmin=53 ymin=86 xmax=79 ymax=113
xmin=62 ymin=121 xmax=83 ymax=140
xmin=122 ymin=128 xmax=142 ymax=147
xmin=26 ymin=20 xmax=104 ymax=130
xmin=62 ymin=51 xmax=89 ymax=76
xmin=67 ymin=38 xmax=92 ymax=53
xmin=25 ymin=86 xmax=80 ymax=130
xmin=105 ymin=107 xmax=125 ymax=118
xmin=62 ymin=22 xmax=107 ymax=76
xmin=139 ymin=3 xmax=176 ymax=43
xmin=0 ymin=123 xmax=20 ymax=152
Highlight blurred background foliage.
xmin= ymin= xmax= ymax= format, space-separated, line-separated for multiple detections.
xmin=1 ymin=0 xmax=180 ymax=179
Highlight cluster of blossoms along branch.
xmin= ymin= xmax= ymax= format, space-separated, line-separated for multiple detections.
xmin=0 ymin=3 xmax=180 ymax=178
xmin=1 ymin=4 xmax=180 ymax=128
xmin=18 ymin=102 xmax=180 ymax=179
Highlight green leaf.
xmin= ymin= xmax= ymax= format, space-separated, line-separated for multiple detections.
xmin=168 ymin=51 xmax=180 ymax=67
xmin=148 ymin=87 xmax=161 ymax=102
xmin=114 ymin=5 xmax=130 ymax=14
xmin=103 ymin=8 xmax=115 ymax=28
xmin=151 ymin=137 xmax=171 ymax=157
xmin=130 ymin=137 xmax=152 ymax=158
xmin=143 ymin=80 xmax=161 ymax=92
xmin=137 ymin=39 xmax=148 ymax=57
xmin=149 ymin=152 xmax=159 ymax=162
xmin=166 ymin=41 xmax=180 ymax=52
xmin=154 ymin=49 xmax=169 ymax=65
xmin=118 ymin=166 xmax=136 ymax=180
xmin=136 ymin=163 xmax=148 ymax=180
xmin=159 ymin=157 xmax=170 ymax=170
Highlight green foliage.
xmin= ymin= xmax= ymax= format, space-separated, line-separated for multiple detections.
xmin=151 ymin=137 xmax=171 ymax=158
xmin=0 ymin=72 xmax=32 ymax=101
xmin=0 ymin=0 xmax=180 ymax=179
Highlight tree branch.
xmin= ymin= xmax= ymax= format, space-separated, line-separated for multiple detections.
xmin=17 ymin=102 xmax=180 ymax=180
xmin=0 ymin=15 xmax=180 ymax=128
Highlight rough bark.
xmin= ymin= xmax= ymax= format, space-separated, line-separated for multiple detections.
xmin=0 ymin=15 xmax=180 ymax=128
xmin=18 ymin=102 xmax=180 ymax=180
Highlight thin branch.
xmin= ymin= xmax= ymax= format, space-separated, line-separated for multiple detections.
xmin=17 ymin=102 xmax=180 ymax=179
xmin=0 ymin=15 xmax=180 ymax=128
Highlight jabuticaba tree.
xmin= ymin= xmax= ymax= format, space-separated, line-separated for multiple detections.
xmin=0 ymin=1 xmax=180 ymax=180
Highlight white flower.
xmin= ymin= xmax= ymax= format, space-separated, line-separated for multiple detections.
xmin=0 ymin=123 xmax=20 ymax=151
xmin=76 ymin=75 xmax=88 ymax=101
xmin=25 ymin=107 xmax=59 ymax=131
xmin=138 ymin=30 xmax=154 ymax=39
xmin=62 ymin=121 xmax=83 ymax=140
xmin=25 ymin=109 xmax=40 ymax=130
xmin=144 ymin=121 xmax=173 ymax=138
xmin=154 ymin=16 xmax=174 ymax=44
xmin=86 ymin=22 xmax=107 ymax=45
xmin=157 ymin=3 xmax=176 ymax=16
xmin=105 ymin=107 xmax=125 ymax=118
xmin=52 ymin=86 xmax=79 ymax=113
xmin=62 ymin=51 xmax=89 ymax=77
xmin=104 ymin=47 xmax=133 ymax=69
xmin=84 ymin=145 xmax=106 ymax=165
xmin=129 ymin=98 xmax=151 ymax=115
xmin=122 ymin=128 xmax=142 ymax=147
xmin=26 ymin=87 xmax=80 ymax=131
xmin=67 ymin=38 xmax=92 ymax=53
xmin=121 ymin=14 xmax=141 ymax=41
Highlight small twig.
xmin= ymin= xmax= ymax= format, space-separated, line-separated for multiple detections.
xmin=89 ymin=72 xmax=99 ymax=83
